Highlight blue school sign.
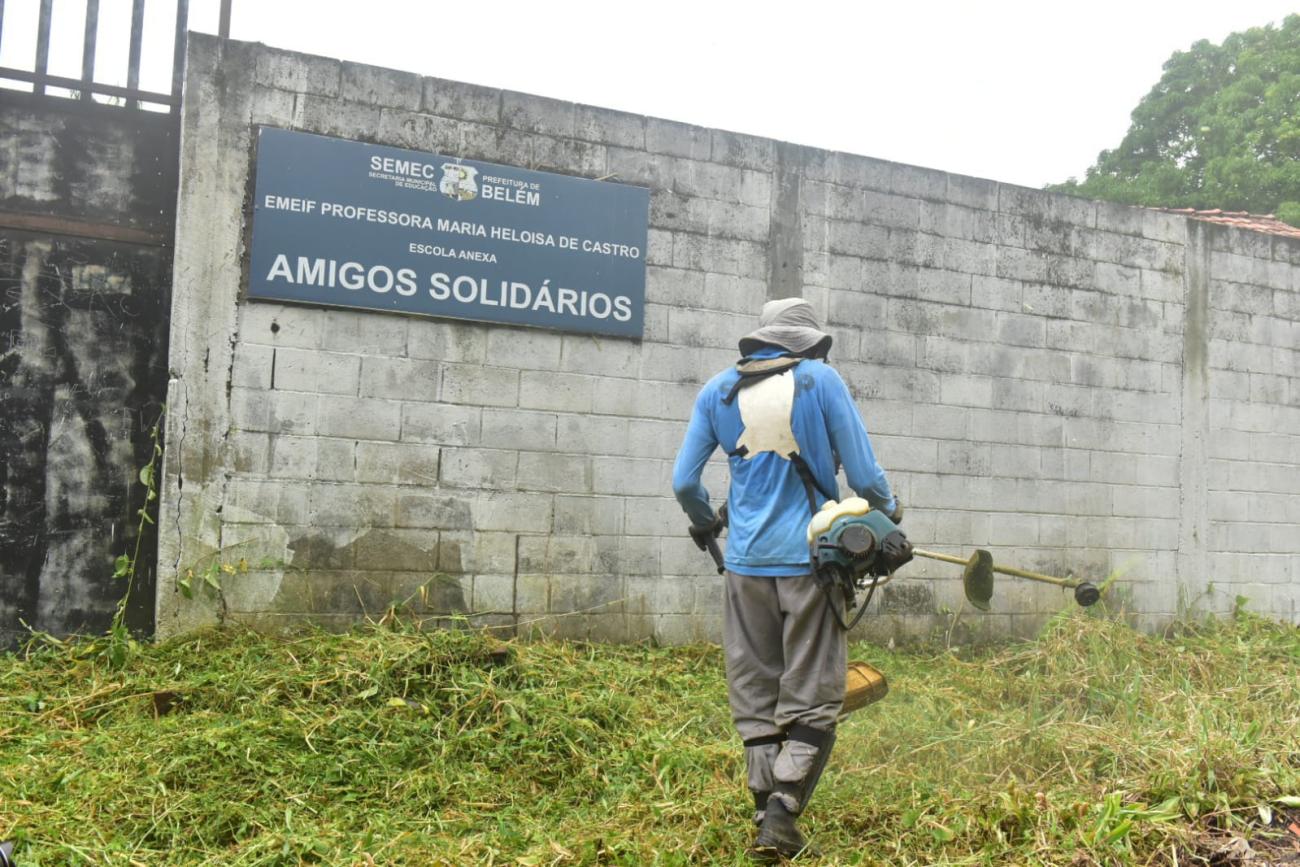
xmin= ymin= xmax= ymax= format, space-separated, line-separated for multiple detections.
xmin=247 ymin=127 xmax=649 ymax=339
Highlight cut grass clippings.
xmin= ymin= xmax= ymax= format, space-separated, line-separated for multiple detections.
xmin=2 ymin=609 xmax=1298 ymax=865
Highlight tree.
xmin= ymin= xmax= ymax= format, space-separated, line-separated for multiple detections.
xmin=1051 ymin=14 xmax=1300 ymax=226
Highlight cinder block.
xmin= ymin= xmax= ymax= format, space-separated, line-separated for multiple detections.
xmin=668 ymin=307 xmax=757 ymax=350
xmin=740 ymin=170 xmax=772 ymax=209
xmin=515 ymin=574 xmax=549 ymax=613
xmin=946 ymin=174 xmax=999 ymax=211
xmin=480 ymin=407 xmax=558 ymax=450
xmin=353 ymin=528 xmax=438 ymax=571
xmin=472 ymin=574 xmax=515 ymax=613
xmin=355 ymin=441 xmax=439 ymax=486
xmin=423 ymin=77 xmax=500 ymax=123
xmin=486 ymin=328 xmax=562 ymax=371
xmin=531 ymin=135 xmax=607 ymax=176
xmin=229 ymin=430 xmax=271 ymax=476
xmin=706 ymin=200 xmax=770 ymax=242
xmin=519 ymin=371 xmax=593 ymax=412
xmin=292 ymin=95 xmax=382 ymax=140
xmin=625 ymin=418 xmax=688 ymax=460
xmin=268 ymin=435 xmax=318 ymax=479
xmin=315 ymin=438 xmax=355 ymax=483
xmin=553 ymin=495 xmax=625 ymax=535
xmin=394 ymin=493 xmax=473 ymax=530
xmin=474 ymin=492 xmax=554 ymax=532
xmin=310 ymin=483 xmax=395 ymax=528
xmin=224 ymin=479 xmax=309 ymax=525
xmin=254 ymin=48 xmax=340 ymax=96
xmin=920 ymin=201 xmax=996 ymax=243
xmin=340 ymin=62 xmax=422 ymax=110
xmin=501 ymin=91 xmax=575 ymax=138
xmin=626 ymin=576 xmax=693 ymax=615
xmin=557 ymin=413 xmax=630 ymax=455
xmin=560 ymin=334 xmax=642 ymax=375
xmin=458 ymin=120 xmax=536 ymax=167
xmin=998 ymin=185 xmax=1095 ymax=228
xmin=240 ymin=303 xmax=321 ymax=349
xmin=710 ymin=130 xmax=775 ymax=171
xmin=937 ymin=441 xmax=992 ymax=475
xmin=231 ymin=342 xmax=274 ymax=389
xmin=516 ymin=452 xmax=591 ymax=493
xmin=594 ymin=456 xmax=666 ymax=497
xmin=646 ymin=117 xmax=711 ymax=160
xmin=401 ymin=403 xmax=480 ymax=446
xmin=273 ymin=347 xmax=361 ymax=395
xmin=442 ymin=364 xmax=519 ymax=407
xmin=861 ymin=190 xmax=921 ymax=229
xmin=939 ymin=374 xmax=993 ymax=407
xmin=672 ymin=159 xmax=745 ymax=202
xmin=359 ymin=356 xmax=440 ymax=402
xmin=550 ymin=574 xmax=625 ymax=614
xmin=438 ymin=447 xmax=516 ymax=488
xmin=266 ymin=390 xmax=319 ymax=436
xmin=407 ymin=320 xmax=487 ymax=363
xmin=574 ymin=104 xmax=645 ymax=148
xmin=317 ymin=395 xmax=401 ymax=441
xmin=321 ymin=310 xmax=409 ymax=356
xmin=376 ymin=108 xmax=460 ymax=152
xmin=888 ymin=163 xmax=948 ymax=202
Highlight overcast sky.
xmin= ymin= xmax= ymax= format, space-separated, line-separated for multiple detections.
xmin=2 ymin=0 xmax=1296 ymax=188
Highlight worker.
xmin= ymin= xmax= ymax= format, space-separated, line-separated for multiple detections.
xmin=672 ymin=297 xmax=901 ymax=859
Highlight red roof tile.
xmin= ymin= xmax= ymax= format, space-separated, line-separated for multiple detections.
xmin=1154 ymin=207 xmax=1300 ymax=240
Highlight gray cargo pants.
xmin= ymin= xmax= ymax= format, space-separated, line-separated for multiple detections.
xmin=723 ymin=570 xmax=846 ymax=807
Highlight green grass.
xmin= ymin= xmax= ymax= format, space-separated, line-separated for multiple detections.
xmin=2 ymin=609 xmax=1298 ymax=865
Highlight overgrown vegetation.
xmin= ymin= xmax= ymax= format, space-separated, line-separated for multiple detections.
xmin=2 ymin=610 xmax=1298 ymax=865
xmin=1051 ymin=14 xmax=1300 ymax=226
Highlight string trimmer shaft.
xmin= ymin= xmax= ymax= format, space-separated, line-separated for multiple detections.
xmin=911 ymin=548 xmax=1101 ymax=611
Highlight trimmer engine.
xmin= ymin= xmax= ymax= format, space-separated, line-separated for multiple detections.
xmin=807 ymin=499 xmax=913 ymax=628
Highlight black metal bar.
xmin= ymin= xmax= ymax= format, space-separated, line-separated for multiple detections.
xmin=127 ymin=0 xmax=145 ymax=109
xmin=82 ymin=0 xmax=101 ymax=101
xmin=171 ymin=0 xmax=189 ymax=107
xmin=34 ymin=0 xmax=53 ymax=95
xmin=0 ymin=66 xmax=178 ymax=106
xmin=219 ymin=0 xmax=231 ymax=38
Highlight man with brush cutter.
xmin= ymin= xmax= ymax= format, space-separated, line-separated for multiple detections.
xmin=672 ymin=298 xmax=910 ymax=860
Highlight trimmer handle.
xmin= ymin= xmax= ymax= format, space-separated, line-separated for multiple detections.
xmin=705 ymin=537 xmax=725 ymax=574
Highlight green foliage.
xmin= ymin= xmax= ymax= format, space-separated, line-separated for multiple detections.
xmin=103 ymin=409 xmax=165 ymax=668
xmin=2 ymin=612 xmax=1298 ymax=864
xmin=1052 ymin=15 xmax=1300 ymax=225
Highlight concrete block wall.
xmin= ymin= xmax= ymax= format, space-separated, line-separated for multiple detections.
xmin=157 ymin=35 xmax=1300 ymax=642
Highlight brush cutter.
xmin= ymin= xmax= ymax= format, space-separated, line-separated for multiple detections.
xmin=910 ymin=548 xmax=1101 ymax=611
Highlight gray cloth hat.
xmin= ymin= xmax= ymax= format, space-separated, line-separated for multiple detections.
xmin=738 ymin=298 xmax=832 ymax=357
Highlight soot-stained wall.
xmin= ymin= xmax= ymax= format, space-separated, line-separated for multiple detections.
xmin=158 ymin=36 xmax=1299 ymax=644
xmin=0 ymin=91 xmax=176 ymax=648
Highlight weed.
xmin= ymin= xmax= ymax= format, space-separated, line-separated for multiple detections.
xmin=1 ymin=611 xmax=1297 ymax=865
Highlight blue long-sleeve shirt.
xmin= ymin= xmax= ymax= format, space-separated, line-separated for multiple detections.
xmin=672 ymin=349 xmax=897 ymax=576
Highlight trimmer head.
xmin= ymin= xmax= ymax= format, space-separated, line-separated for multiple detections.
xmin=1073 ymin=582 xmax=1101 ymax=607
xmin=962 ymin=549 xmax=995 ymax=611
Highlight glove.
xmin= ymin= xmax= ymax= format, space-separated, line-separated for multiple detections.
xmin=688 ymin=511 xmax=725 ymax=551
xmin=887 ymin=499 xmax=904 ymax=526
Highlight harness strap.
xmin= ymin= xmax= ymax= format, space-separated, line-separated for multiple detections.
xmin=743 ymin=733 xmax=788 ymax=748
xmin=721 ymin=355 xmax=803 ymax=405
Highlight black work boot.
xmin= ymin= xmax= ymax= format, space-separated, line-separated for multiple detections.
xmin=751 ymin=794 xmax=807 ymax=861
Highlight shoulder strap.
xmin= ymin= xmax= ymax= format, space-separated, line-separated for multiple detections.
xmin=789 ymin=452 xmax=837 ymax=514
xmin=721 ymin=355 xmax=802 ymax=405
